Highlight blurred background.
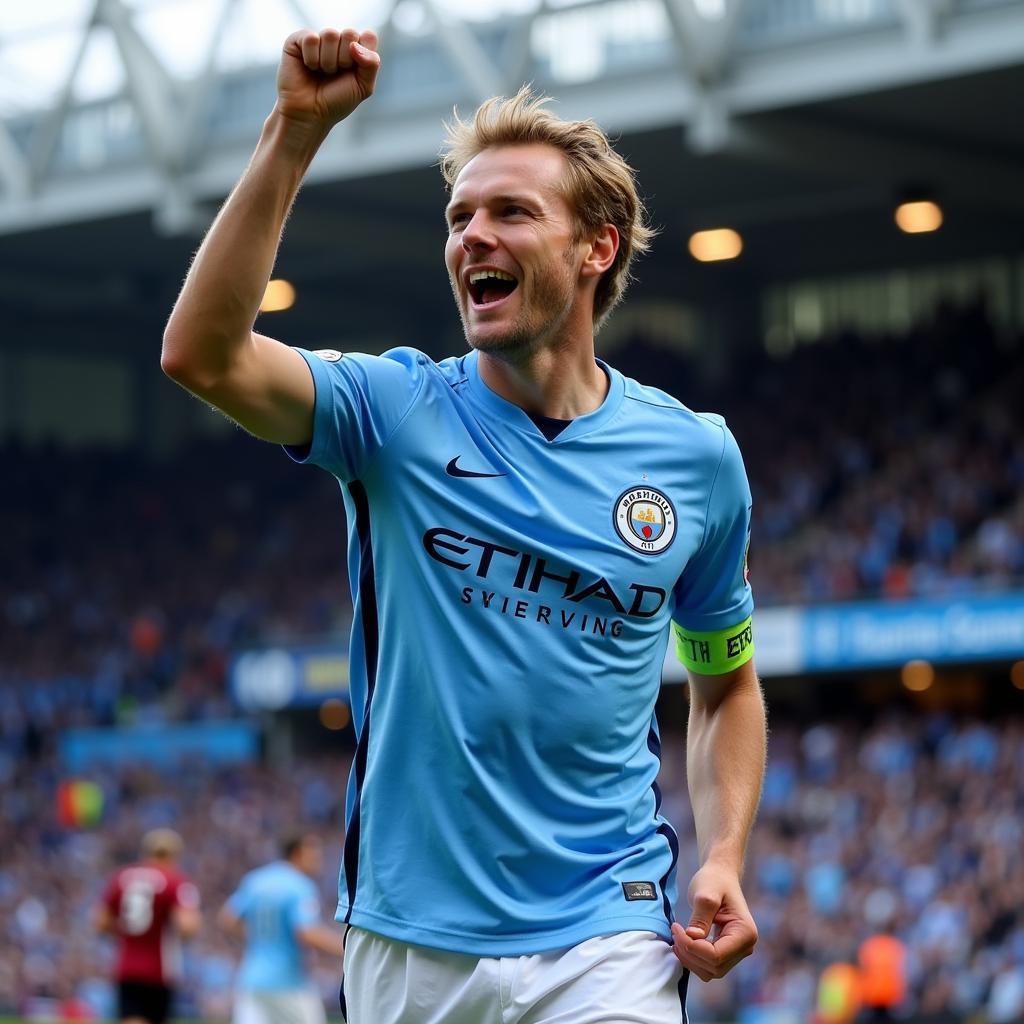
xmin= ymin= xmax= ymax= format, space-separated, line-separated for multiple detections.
xmin=1 ymin=0 xmax=1023 ymax=1022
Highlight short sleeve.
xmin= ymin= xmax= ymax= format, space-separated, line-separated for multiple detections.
xmin=671 ymin=420 xmax=754 ymax=673
xmin=284 ymin=347 xmax=426 ymax=481
xmin=287 ymin=881 xmax=320 ymax=931
xmin=102 ymin=874 xmax=121 ymax=913
xmin=225 ymin=878 xmax=250 ymax=919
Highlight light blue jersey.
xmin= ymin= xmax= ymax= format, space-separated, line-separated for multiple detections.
xmin=286 ymin=347 xmax=754 ymax=956
xmin=227 ymin=862 xmax=321 ymax=991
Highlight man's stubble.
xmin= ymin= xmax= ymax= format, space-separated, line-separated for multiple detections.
xmin=452 ymin=245 xmax=579 ymax=364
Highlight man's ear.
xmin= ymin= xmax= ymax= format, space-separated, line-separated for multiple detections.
xmin=580 ymin=224 xmax=619 ymax=279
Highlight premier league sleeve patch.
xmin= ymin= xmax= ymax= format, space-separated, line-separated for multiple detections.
xmin=613 ymin=486 xmax=677 ymax=554
xmin=312 ymin=349 xmax=344 ymax=362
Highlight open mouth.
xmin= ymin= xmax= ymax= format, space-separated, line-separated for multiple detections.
xmin=467 ymin=269 xmax=519 ymax=309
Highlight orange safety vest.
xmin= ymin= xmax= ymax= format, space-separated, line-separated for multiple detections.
xmin=858 ymin=934 xmax=907 ymax=1008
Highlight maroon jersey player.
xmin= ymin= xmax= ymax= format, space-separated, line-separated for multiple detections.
xmin=94 ymin=829 xmax=202 ymax=1024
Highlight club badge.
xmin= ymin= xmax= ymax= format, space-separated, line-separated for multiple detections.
xmin=614 ymin=486 xmax=677 ymax=554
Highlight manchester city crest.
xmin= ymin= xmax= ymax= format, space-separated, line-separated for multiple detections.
xmin=614 ymin=486 xmax=677 ymax=554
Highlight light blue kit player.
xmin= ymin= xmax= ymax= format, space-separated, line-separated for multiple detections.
xmin=219 ymin=834 xmax=344 ymax=1024
xmin=163 ymin=23 xmax=768 ymax=1024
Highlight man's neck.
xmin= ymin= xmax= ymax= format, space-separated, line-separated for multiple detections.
xmin=477 ymin=341 xmax=608 ymax=420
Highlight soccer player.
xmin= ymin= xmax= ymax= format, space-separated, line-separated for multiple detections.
xmin=93 ymin=828 xmax=201 ymax=1024
xmin=162 ymin=26 xmax=766 ymax=1023
xmin=219 ymin=832 xmax=344 ymax=1024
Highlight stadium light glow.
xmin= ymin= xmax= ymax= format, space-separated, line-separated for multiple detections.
xmin=1011 ymin=661 xmax=1024 ymax=690
xmin=319 ymin=698 xmax=351 ymax=731
xmin=894 ymin=201 xmax=943 ymax=234
xmin=260 ymin=278 xmax=296 ymax=312
xmin=688 ymin=228 xmax=743 ymax=262
xmin=901 ymin=659 xmax=935 ymax=692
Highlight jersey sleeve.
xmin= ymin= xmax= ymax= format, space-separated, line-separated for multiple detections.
xmin=102 ymin=873 xmax=122 ymax=913
xmin=284 ymin=347 xmax=426 ymax=481
xmin=225 ymin=877 xmax=250 ymax=919
xmin=287 ymin=880 xmax=321 ymax=932
xmin=671 ymin=419 xmax=754 ymax=675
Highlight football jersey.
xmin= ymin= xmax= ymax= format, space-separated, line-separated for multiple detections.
xmin=103 ymin=862 xmax=199 ymax=984
xmin=286 ymin=346 xmax=754 ymax=956
xmin=226 ymin=861 xmax=322 ymax=991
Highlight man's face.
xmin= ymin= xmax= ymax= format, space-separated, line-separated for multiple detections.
xmin=444 ymin=144 xmax=584 ymax=358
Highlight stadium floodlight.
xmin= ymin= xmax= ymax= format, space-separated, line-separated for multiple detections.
xmin=260 ymin=278 xmax=296 ymax=312
xmin=1011 ymin=661 xmax=1024 ymax=691
xmin=319 ymin=698 xmax=351 ymax=731
xmin=901 ymin=659 xmax=935 ymax=692
xmin=894 ymin=200 xmax=943 ymax=234
xmin=688 ymin=227 xmax=743 ymax=262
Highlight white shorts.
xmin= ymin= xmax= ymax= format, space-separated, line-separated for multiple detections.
xmin=340 ymin=927 xmax=688 ymax=1024
xmin=233 ymin=990 xmax=326 ymax=1024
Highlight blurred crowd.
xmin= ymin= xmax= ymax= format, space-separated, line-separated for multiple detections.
xmin=670 ymin=713 xmax=1024 ymax=1024
xmin=1 ymin=437 xmax=353 ymax=754
xmin=0 ymin=751 xmax=350 ymax=1021
xmin=617 ymin=298 xmax=1024 ymax=605
xmin=2 ymin=714 xmax=1023 ymax=1023
xmin=2 ymin=298 xmax=1023 ymax=735
xmin=2 ymin=297 xmax=1023 ymax=1022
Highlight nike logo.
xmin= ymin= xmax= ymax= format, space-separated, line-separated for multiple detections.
xmin=445 ymin=456 xmax=507 ymax=479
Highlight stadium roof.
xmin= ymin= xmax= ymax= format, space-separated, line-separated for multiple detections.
xmin=2 ymin=0 xmax=1023 ymax=358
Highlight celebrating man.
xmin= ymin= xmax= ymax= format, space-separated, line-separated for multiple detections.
xmin=162 ymin=27 xmax=765 ymax=1023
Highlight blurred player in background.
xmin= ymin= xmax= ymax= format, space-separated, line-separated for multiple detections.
xmin=93 ymin=828 xmax=201 ymax=1024
xmin=219 ymin=832 xmax=344 ymax=1024
xmin=162 ymin=24 xmax=766 ymax=1024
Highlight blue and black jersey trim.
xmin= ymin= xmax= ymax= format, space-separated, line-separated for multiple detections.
xmin=342 ymin=481 xmax=381 ymax=924
xmin=645 ymin=722 xmax=681 ymax=927
xmin=647 ymin=720 xmax=689 ymax=1022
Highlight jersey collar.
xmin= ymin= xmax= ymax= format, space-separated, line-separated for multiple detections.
xmin=465 ymin=350 xmax=625 ymax=443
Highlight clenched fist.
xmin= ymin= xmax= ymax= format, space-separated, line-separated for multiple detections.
xmin=276 ymin=28 xmax=380 ymax=131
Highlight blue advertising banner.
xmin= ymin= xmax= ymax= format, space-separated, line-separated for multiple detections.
xmin=662 ymin=592 xmax=1024 ymax=680
xmin=800 ymin=593 xmax=1024 ymax=670
xmin=61 ymin=720 xmax=260 ymax=771
xmin=231 ymin=596 xmax=1023 ymax=696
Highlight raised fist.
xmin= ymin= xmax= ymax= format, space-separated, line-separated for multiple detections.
xmin=276 ymin=28 xmax=380 ymax=130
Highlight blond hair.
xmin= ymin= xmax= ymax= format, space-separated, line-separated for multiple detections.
xmin=141 ymin=828 xmax=183 ymax=860
xmin=439 ymin=87 xmax=656 ymax=331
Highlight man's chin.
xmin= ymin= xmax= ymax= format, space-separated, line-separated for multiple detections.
xmin=464 ymin=321 xmax=534 ymax=357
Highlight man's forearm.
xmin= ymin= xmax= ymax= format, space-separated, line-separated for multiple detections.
xmin=686 ymin=665 xmax=766 ymax=873
xmin=161 ymin=109 xmax=327 ymax=383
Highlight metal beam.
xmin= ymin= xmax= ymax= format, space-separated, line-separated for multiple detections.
xmin=4 ymin=0 xmax=1024 ymax=234
xmin=724 ymin=0 xmax=1024 ymax=112
xmin=420 ymin=0 xmax=505 ymax=101
xmin=99 ymin=0 xmax=179 ymax=170
xmin=660 ymin=0 xmax=744 ymax=84
xmin=896 ymin=0 xmax=956 ymax=47
xmin=0 ymin=121 xmax=30 ymax=199
xmin=27 ymin=0 xmax=101 ymax=182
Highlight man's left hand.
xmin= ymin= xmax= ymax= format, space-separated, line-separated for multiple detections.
xmin=670 ymin=861 xmax=758 ymax=982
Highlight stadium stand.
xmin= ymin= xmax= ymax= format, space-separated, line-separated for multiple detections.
xmin=3 ymin=296 xmax=1021 ymax=716
xmin=1 ymin=298 xmax=1022 ymax=1022
xmin=2 ymin=718 xmax=1023 ymax=1022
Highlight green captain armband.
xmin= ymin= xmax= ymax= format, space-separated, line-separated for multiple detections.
xmin=672 ymin=616 xmax=754 ymax=674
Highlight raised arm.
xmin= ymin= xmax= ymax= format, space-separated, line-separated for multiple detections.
xmin=161 ymin=27 xmax=380 ymax=445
